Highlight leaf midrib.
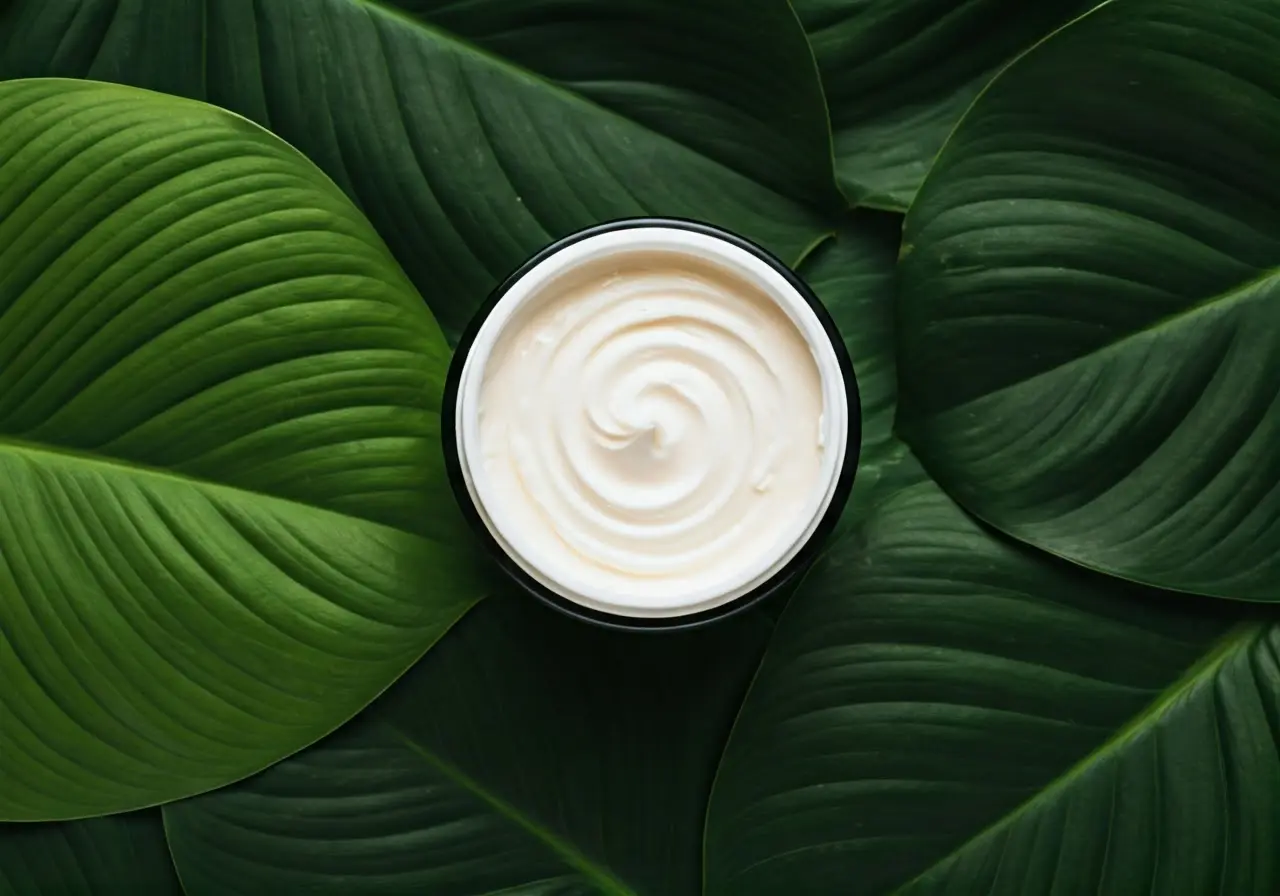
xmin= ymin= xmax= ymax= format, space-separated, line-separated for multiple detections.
xmin=0 ymin=436 xmax=418 ymax=538
xmin=888 ymin=621 xmax=1261 ymax=895
xmin=934 ymin=261 xmax=1280 ymax=417
xmin=349 ymin=0 xmax=811 ymax=219
xmin=382 ymin=722 xmax=641 ymax=896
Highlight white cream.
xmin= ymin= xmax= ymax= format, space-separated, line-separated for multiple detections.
xmin=456 ymin=227 xmax=847 ymax=618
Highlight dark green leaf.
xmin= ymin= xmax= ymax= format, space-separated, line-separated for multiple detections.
xmin=718 ymin=215 xmax=913 ymax=626
xmin=795 ymin=0 xmax=1092 ymax=210
xmin=705 ymin=480 xmax=1280 ymax=895
xmin=0 ymin=78 xmax=480 ymax=820
xmin=163 ymin=595 xmax=771 ymax=896
xmin=0 ymin=0 xmax=835 ymax=339
xmin=0 ymin=811 xmax=181 ymax=895
xmin=360 ymin=0 xmax=839 ymax=210
xmin=897 ymin=0 xmax=1280 ymax=600
xmin=799 ymin=213 xmax=919 ymax=531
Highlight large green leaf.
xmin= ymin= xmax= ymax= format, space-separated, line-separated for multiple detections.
xmin=795 ymin=0 xmax=1091 ymax=210
xmin=0 ymin=0 xmax=835 ymax=339
xmin=705 ymin=479 xmax=1280 ymax=895
xmin=897 ymin=0 xmax=1280 ymax=601
xmin=0 ymin=78 xmax=480 ymax=820
xmin=163 ymin=595 xmax=771 ymax=896
xmin=0 ymin=812 xmax=181 ymax=895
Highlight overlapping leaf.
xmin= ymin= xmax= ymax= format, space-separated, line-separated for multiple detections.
xmin=158 ymin=212 xmax=908 ymax=896
xmin=3 ymin=0 xmax=1279 ymax=893
xmin=897 ymin=0 xmax=1280 ymax=600
xmin=0 ymin=812 xmax=180 ymax=895
xmin=800 ymin=214 xmax=918 ymax=528
xmin=163 ymin=595 xmax=770 ymax=896
xmin=0 ymin=0 xmax=836 ymax=339
xmin=705 ymin=480 xmax=1280 ymax=895
xmin=0 ymin=78 xmax=480 ymax=820
xmin=794 ymin=0 xmax=1091 ymax=210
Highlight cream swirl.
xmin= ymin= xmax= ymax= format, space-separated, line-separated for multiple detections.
xmin=458 ymin=228 xmax=847 ymax=617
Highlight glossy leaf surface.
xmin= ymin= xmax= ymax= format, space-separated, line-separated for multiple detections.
xmin=705 ymin=481 xmax=1280 ymax=894
xmin=0 ymin=0 xmax=835 ymax=339
xmin=0 ymin=812 xmax=181 ymax=895
xmin=0 ymin=79 xmax=479 ymax=820
xmin=164 ymin=596 xmax=770 ymax=895
xmin=898 ymin=0 xmax=1280 ymax=600
xmin=795 ymin=0 xmax=1091 ymax=210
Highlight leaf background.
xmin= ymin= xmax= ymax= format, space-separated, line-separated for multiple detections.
xmin=4 ymin=0 xmax=1280 ymax=893
xmin=0 ymin=0 xmax=836 ymax=339
xmin=0 ymin=813 xmax=180 ymax=895
xmin=897 ymin=0 xmax=1280 ymax=601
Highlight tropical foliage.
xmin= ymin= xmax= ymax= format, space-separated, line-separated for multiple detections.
xmin=1 ymin=0 xmax=1278 ymax=893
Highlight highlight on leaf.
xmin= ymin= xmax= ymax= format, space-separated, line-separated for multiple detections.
xmin=0 ymin=77 xmax=481 ymax=821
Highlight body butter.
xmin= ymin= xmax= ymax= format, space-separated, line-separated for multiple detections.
xmin=446 ymin=220 xmax=857 ymax=627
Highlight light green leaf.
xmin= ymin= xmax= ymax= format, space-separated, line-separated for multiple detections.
xmin=897 ymin=0 xmax=1280 ymax=601
xmin=705 ymin=480 xmax=1280 ymax=895
xmin=795 ymin=0 xmax=1092 ymax=210
xmin=163 ymin=595 xmax=771 ymax=896
xmin=0 ymin=78 xmax=481 ymax=821
xmin=0 ymin=812 xmax=181 ymax=895
xmin=0 ymin=0 xmax=835 ymax=339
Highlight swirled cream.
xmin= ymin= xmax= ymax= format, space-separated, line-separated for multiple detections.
xmin=456 ymin=227 xmax=848 ymax=618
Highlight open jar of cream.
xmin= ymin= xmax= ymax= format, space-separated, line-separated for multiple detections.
xmin=443 ymin=219 xmax=859 ymax=629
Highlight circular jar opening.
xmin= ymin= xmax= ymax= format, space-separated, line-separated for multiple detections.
xmin=445 ymin=219 xmax=858 ymax=629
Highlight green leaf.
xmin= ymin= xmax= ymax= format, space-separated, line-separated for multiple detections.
xmin=795 ymin=0 xmax=1092 ymax=210
xmin=163 ymin=595 xmax=771 ymax=896
xmin=720 ymin=215 xmax=916 ymax=626
xmin=155 ymin=219 xmax=914 ymax=893
xmin=0 ymin=0 xmax=835 ymax=339
xmin=0 ymin=78 xmax=480 ymax=820
xmin=897 ymin=0 xmax=1280 ymax=601
xmin=705 ymin=480 xmax=1280 ymax=895
xmin=0 ymin=812 xmax=181 ymax=895
xmin=799 ymin=213 xmax=919 ymax=529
